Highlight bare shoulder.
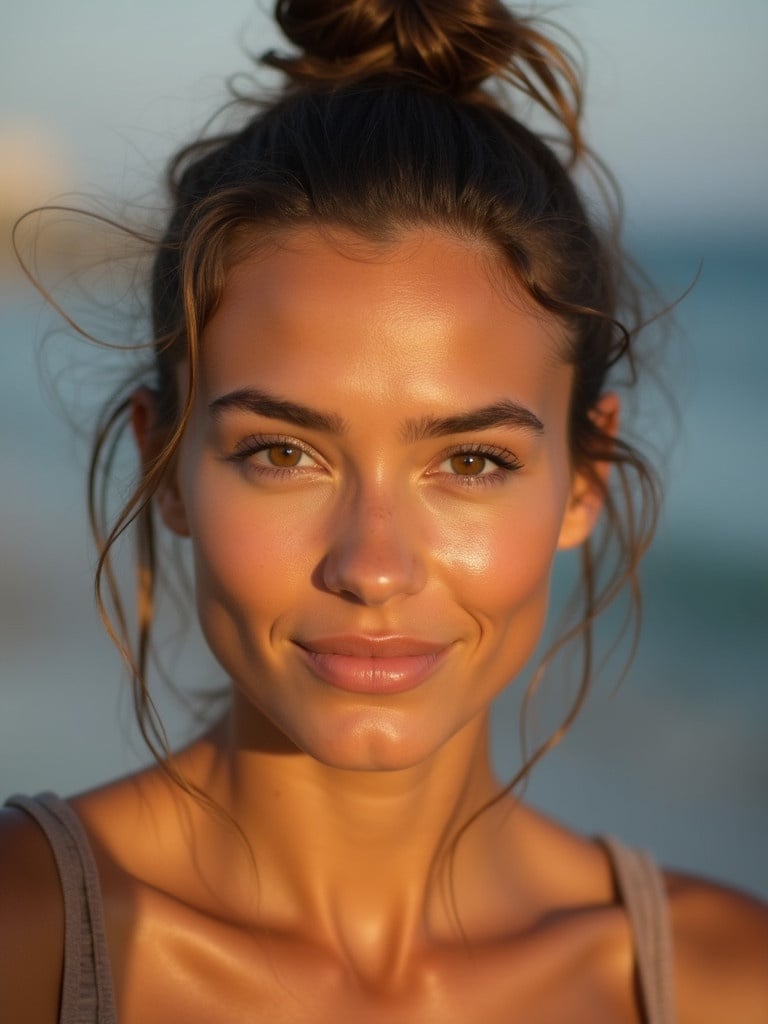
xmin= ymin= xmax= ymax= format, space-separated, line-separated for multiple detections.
xmin=667 ymin=870 xmax=768 ymax=1024
xmin=0 ymin=804 xmax=64 ymax=1024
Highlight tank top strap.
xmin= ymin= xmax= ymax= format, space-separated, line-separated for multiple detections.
xmin=6 ymin=793 xmax=118 ymax=1024
xmin=601 ymin=836 xmax=677 ymax=1024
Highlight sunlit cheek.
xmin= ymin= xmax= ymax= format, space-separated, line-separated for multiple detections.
xmin=429 ymin=483 xmax=567 ymax=634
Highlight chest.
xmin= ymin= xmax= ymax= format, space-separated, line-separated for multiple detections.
xmin=108 ymin=901 xmax=641 ymax=1024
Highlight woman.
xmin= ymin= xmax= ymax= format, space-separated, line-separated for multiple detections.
xmin=2 ymin=1 xmax=767 ymax=1021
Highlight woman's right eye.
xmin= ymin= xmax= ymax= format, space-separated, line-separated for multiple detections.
xmin=254 ymin=443 xmax=310 ymax=468
xmin=226 ymin=435 xmax=320 ymax=475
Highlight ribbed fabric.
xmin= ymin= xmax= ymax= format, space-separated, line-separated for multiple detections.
xmin=603 ymin=836 xmax=678 ymax=1024
xmin=6 ymin=795 xmax=676 ymax=1023
xmin=6 ymin=793 xmax=117 ymax=1024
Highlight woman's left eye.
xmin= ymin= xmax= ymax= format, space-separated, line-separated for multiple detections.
xmin=445 ymin=453 xmax=492 ymax=477
xmin=435 ymin=447 xmax=523 ymax=483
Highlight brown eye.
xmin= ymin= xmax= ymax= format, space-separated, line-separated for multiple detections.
xmin=449 ymin=453 xmax=487 ymax=476
xmin=267 ymin=444 xmax=303 ymax=467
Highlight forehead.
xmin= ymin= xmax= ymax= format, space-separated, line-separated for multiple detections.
xmin=200 ymin=225 xmax=570 ymax=415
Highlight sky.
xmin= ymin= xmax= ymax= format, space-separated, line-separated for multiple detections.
xmin=3 ymin=0 xmax=768 ymax=236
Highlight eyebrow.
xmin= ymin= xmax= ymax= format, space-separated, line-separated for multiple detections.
xmin=401 ymin=400 xmax=544 ymax=442
xmin=209 ymin=388 xmax=347 ymax=434
xmin=209 ymin=387 xmax=543 ymax=440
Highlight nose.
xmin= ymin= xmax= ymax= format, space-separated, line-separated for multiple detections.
xmin=321 ymin=491 xmax=427 ymax=605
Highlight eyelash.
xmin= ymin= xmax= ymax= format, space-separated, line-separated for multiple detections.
xmin=225 ymin=434 xmax=523 ymax=486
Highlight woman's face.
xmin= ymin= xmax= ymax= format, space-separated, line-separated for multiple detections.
xmin=163 ymin=227 xmax=596 ymax=770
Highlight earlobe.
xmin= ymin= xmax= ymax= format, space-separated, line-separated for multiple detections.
xmin=556 ymin=392 xmax=620 ymax=551
xmin=130 ymin=387 xmax=190 ymax=537
xmin=556 ymin=477 xmax=605 ymax=551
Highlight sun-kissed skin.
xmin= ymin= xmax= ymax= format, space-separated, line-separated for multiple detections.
xmin=2 ymin=227 xmax=767 ymax=1023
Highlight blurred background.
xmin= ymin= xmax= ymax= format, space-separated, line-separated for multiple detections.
xmin=2 ymin=1 xmax=766 ymax=896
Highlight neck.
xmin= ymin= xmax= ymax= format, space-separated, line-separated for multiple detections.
xmin=179 ymin=701 xmax=510 ymax=981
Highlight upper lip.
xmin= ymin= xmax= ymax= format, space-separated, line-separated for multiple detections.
xmin=296 ymin=635 xmax=448 ymax=658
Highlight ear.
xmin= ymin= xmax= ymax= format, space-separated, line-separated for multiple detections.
xmin=130 ymin=387 xmax=190 ymax=537
xmin=556 ymin=392 xmax=620 ymax=551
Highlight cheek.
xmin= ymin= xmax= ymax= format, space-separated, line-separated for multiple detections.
xmin=428 ymin=477 xmax=569 ymax=618
xmin=181 ymin=462 xmax=319 ymax=625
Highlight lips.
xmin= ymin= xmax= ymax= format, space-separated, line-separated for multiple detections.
xmin=294 ymin=635 xmax=452 ymax=694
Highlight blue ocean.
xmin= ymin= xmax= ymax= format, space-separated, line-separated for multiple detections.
xmin=1 ymin=232 xmax=766 ymax=897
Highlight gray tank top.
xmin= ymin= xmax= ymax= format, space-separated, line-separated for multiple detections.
xmin=7 ymin=793 xmax=677 ymax=1023
xmin=7 ymin=794 xmax=117 ymax=1024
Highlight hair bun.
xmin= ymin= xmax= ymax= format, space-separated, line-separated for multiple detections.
xmin=263 ymin=0 xmax=583 ymax=155
xmin=265 ymin=0 xmax=502 ymax=94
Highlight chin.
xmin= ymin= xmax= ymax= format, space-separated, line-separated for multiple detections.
xmin=283 ymin=703 xmax=484 ymax=774
xmin=308 ymin=740 xmax=437 ymax=774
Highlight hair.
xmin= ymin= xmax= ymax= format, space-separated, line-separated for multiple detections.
xmin=85 ymin=0 xmax=660 ymax=803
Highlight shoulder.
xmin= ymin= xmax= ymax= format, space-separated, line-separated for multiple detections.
xmin=667 ymin=870 xmax=768 ymax=1024
xmin=0 ymin=802 xmax=64 ymax=1023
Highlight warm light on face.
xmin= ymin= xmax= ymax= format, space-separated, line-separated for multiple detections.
xmin=164 ymin=227 xmax=589 ymax=771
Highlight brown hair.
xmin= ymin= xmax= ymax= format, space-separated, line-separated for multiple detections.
xmin=87 ymin=0 xmax=659 ymax=791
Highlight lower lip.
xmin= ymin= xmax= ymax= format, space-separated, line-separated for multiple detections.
xmin=295 ymin=645 xmax=450 ymax=695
